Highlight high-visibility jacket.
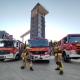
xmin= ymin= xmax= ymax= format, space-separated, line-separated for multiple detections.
xmin=21 ymin=49 xmax=30 ymax=61
xmin=54 ymin=46 xmax=62 ymax=62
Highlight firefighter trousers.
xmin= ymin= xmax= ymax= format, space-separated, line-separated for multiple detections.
xmin=56 ymin=61 xmax=64 ymax=71
xmin=22 ymin=59 xmax=33 ymax=70
xmin=55 ymin=53 xmax=64 ymax=74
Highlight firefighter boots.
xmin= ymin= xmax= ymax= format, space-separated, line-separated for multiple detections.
xmin=30 ymin=67 xmax=34 ymax=71
xmin=21 ymin=66 xmax=25 ymax=69
xmin=55 ymin=67 xmax=60 ymax=70
xmin=59 ymin=70 xmax=64 ymax=75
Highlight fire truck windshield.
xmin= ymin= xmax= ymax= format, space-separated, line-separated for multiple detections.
xmin=28 ymin=39 xmax=49 ymax=47
xmin=68 ymin=36 xmax=80 ymax=43
xmin=0 ymin=40 xmax=14 ymax=48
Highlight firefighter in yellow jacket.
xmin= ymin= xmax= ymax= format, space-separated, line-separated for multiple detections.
xmin=21 ymin=47 xmax=33 ymax=71
xmin=54 ymin=42 xmax=64 ymax=75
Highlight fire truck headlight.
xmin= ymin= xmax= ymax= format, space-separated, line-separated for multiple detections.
xmin=45 ymin=52 xmax=48 ymax=54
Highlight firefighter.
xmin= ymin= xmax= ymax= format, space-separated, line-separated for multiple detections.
xmin=21 ymin=47 xmax=34 ymax=71
xmin=54 ymin=42 xmax=64 ymax=75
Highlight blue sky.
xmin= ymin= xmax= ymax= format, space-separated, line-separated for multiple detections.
xmin=0 ymin=0 xmax=80 ymax=42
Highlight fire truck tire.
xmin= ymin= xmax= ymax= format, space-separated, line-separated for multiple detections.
xmin=0 ymin=59 xmax=4 ymax=61
xmin=15 ymin=54 xmax=21 ymax=60
xmin=62 ymin=52 xmax=71 ymax=63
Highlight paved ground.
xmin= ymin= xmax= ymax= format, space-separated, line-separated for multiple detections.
xmin=0 ymin=56 xmax=80 ymax=80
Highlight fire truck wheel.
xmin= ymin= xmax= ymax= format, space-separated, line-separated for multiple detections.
xmin=15 ymin=54 xmax=20 ymax=60
xmin=0 ymin=59 xmax=4 ymax=61
xmin=62 ymin=52 xmax=71 ymax=63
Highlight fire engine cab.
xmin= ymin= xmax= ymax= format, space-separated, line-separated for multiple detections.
xmin=28 ymin=38 xmax=50 ymax=63
xmin=0 ymin=39 xmax=23 ymax=61
xmin=58 ymin=34 xmax=80 ymax=62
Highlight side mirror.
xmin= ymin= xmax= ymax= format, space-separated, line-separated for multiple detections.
xmin=16 ymin=42 xmax=19 ymax=47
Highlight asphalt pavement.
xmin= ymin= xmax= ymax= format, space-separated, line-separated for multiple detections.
xmin=0 ymin=56 xmax=80 ymax=80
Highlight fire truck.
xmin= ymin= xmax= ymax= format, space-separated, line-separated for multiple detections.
xmin=28 ymin=38 xmax=50 ymax=63
xmin=58 ymin=34 xmax=80 ymax=62
xmin=0 ymin=39 xmax=23 ymax=61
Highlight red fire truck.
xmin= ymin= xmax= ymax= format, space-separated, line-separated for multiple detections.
xmin=0 ymin=39 xmax=23 ymax=61
xmin=28 ymin=38 xmax=50 ymax=63
xmin=58 ymin=34 xmax=80 ymax=62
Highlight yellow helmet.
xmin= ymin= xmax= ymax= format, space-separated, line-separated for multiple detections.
xmin=26 ymin=46 xmax=30 ymax=49
xmin=54 ymin=42 xmax=58 ymax=46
